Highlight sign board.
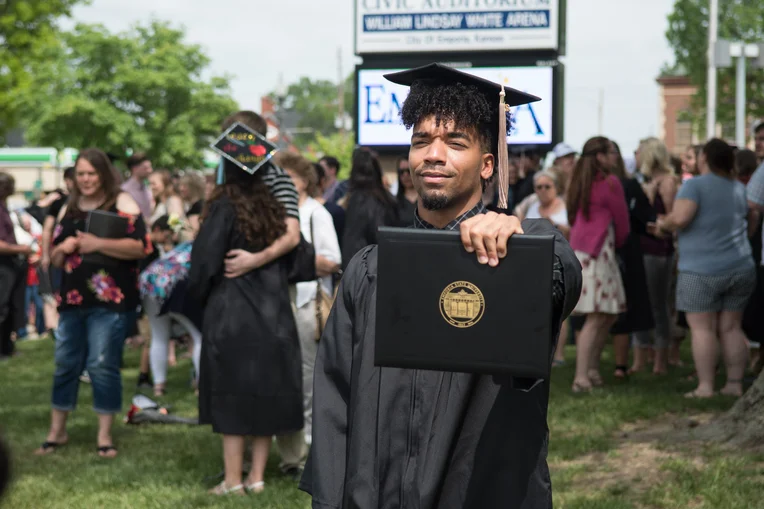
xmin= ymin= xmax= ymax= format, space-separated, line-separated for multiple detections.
xmin=357 ymin=65 xmax=555 ymax=147
xmin=356 ymin=0 xmax=560 ymax=54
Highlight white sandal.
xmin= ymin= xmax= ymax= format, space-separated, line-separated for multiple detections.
xmin=208 ymin=481 xmax=244 ymax=495
xmin=245 ymin=481 xmax=265 ymax=494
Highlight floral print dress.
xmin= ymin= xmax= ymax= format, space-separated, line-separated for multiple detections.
xmin=52 ymin=205 xmax=151 ymax=313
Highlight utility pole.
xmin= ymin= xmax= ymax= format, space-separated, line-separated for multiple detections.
xmin=735 ymin=47 xmax=746 ymax=147
xmin=714 ymin=40 xmax=763 ymax=148
xmin=706 ymin=0 xmax=718 ymax=140
xmin=597 ymin=88 xmax=604 ymax=134
xmin=337 ymin=47 xmax=345 ymax=135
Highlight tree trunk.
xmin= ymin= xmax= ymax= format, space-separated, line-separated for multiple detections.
xmin=690 ymin=369 xmax=764 ymax=447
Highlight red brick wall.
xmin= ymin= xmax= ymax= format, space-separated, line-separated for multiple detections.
xmin=657 ymin=76 xmax=698 ymax=155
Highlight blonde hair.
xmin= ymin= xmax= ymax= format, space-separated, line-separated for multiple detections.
xmin=638 ymin=137 xmax=674 ymax=179
xmin=151 ymin=170 xmax=176 ymax=201
xmin=533 ymin=170 xmax=559 ymax=192
xmin=180 ymin=172 xmax=205 ymax=203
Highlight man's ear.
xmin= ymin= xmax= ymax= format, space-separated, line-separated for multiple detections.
xmin=480 ymin=153 xmax=495 ymax=181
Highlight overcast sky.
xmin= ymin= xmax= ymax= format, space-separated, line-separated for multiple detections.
xmin=69 ymin=0 xmax=675 ymax=155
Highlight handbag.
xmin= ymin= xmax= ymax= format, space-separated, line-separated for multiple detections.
xmin=309 ymin=210 xmax=337 ymax=340
xmin=286 ymin=233 xmax=317 ymax=284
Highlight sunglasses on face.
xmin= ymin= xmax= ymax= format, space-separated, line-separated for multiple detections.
xmin=535 ymin=184 xmax=552 ymax=191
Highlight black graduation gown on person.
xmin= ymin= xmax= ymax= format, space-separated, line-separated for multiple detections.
xmin=611 ymin=177 xmax=656 ymax=335
xmin=300 ymin=219 xmax=582 ymax=509
xmin=188 ymin=198 xmax=303 ymax=436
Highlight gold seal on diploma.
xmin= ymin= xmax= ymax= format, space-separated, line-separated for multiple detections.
xmin=440 ymin=281 xmax=485 ymax=328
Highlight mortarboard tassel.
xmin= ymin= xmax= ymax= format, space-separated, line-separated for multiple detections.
xmin=216 ymin=157 xmax=225 ymax=185
xmin=496 ymin=88 xmax=510 ymax=210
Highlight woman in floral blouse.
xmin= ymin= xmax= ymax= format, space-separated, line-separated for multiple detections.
xmin=34 ymin=148 xmax=151 ymax=459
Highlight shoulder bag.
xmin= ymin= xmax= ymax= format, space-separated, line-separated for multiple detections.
xmin=310 ymin=210 xmax=336 ymax=340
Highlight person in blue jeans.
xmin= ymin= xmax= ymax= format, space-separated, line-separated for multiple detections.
xmin=16 ymin=283 xmax=45 ymax=339
xmin=34 ymin=148 xmax=151 ymax=459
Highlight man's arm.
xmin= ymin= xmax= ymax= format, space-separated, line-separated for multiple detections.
xmin=224 ymin=166 xmax=302 ymax=278
xmin=0 ymin=240 xmax=31 ymax=256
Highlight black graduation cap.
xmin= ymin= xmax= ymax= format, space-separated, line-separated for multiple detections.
xmin=210 ymin=122 xmax=277 ymax=175
xmin=384 ymin=63 xmax=541 ymax=210
xmin=106 ymin=152 xmax=121 ymax=163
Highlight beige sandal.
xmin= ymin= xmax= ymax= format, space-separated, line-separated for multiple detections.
xmin=208 ymin=481 xmax=244 ymax=495
xmin=245 ymin=481 xmax=265 ymax=494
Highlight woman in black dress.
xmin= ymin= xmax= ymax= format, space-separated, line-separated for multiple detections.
xmin=609 ymin=141 xmax=656 ymax=377
xmin=189 ymin=158 xmax=302 ymax=495
xmin=395 ymin=155 xmax=418 ymax=226
xmin=339 ymin=149 xmax=400 ymax=269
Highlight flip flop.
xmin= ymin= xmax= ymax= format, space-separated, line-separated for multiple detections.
xmin=34 ymin=440 xmax=67 ymax=455
xmin=684 ymin=390 xmax=714 ymax=399
xmin=97 ymin=445 xmax=118 ymax=458
xmin=571 ymin=382 xmax=592 ymax=394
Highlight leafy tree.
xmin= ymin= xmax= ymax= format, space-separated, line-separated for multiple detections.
xmin=308 ymin=132 xmax=355 ymax=180
xmin=0 ymin=0 xmax=85 ymax=142
xmin=20 ymin=20 xmax=238 ymax=168
xmin=270 ymin=74 xmax=354 ymax=148
xmin=666 ymin=0 xmax=764 ymax=137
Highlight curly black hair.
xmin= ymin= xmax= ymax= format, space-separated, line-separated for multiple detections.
xmin=400 ymin=81 xmax=496 ymax=159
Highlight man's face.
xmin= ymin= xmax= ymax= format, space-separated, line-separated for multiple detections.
xmin=409 ymin=115 xmax=493 ymax=212
xmin=554 ymin=154 xmax=576 ymax=179
xmin=64 ymin=177 xmax=75 ymax=193
xmin=755 ymin=127 xmax=764 ymax=161
xmin=133 ymin=160 xmax=153 ymax=180
xmin=320 ymin=160 xmax=337 ymax=180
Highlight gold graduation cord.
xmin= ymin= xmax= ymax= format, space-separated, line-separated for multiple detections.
xmin=496 ymin=88 xmax=510 ymax=210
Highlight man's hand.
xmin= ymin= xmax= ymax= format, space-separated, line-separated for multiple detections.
xmin=16 ymin=244 xmax=34 ymax=256
xmin=225 ymin=249 xmax=266 ymax=279
xmin=75 ymin=231 xmax=102 ymax=254
xmin=460 ymin=212 xmax=524 ymax=267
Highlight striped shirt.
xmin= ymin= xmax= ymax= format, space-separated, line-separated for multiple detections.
xmin=414 ymin=201 xmax=566 ymax=310
xmin=262 ymin=163 xmax=299 ymax=219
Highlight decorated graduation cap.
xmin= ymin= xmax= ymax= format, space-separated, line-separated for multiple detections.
xmin=384 ymin=63 xmax=541 ymax=210
xmin=210 ymin=122 xmax=278 ymax=184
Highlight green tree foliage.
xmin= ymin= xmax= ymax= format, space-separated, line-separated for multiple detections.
xmin=20 ymin=20 xmax=238 ymax=168
xmin=271 ymin=74 xmax=354 ymax=148
xmin=308 ymin=132 xmax=355 ymax=180
xmin=666 ymin=0 xmax=764 ymax=135
xmin=0 ymin=0 xmax=85 ymax=141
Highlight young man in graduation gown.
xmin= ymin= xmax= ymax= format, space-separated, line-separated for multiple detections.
xmin=299 ymin=64 xmax=582 ymax=509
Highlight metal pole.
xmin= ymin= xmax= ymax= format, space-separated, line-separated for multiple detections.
xmin=735 ymin=55 xmax=746 ymax=147
xmin=706 ymin=0 xmax=719 ymax=139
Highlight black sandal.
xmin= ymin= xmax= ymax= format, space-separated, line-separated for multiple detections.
xmin=35 ymin=441 xmax=66 ymax=455
xmin=97 ymin=445 xmax=118 ymax=458
xmin=614 ymin=365 xmax=629 ymax=379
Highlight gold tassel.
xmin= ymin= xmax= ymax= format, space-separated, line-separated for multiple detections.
xmin=496 ymin=88 xmax=510 ymax=210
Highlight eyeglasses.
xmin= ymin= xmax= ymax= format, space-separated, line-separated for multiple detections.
xmin=398 ymin=168 xmax=409 ymax=175
xmin=535 ymin=184 xmax=552 ymax=191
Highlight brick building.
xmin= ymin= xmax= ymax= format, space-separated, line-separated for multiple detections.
xmin=656 ymin=74 xmax=699 ymax=155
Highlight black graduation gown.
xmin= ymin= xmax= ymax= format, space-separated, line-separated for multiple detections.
xmin=188 ymin=198 xmax=303 ymax=436
xmin=300 ymin=219 xmax=582 ymax=509
xmin=611 ymin=178 xmax=656 ymax=335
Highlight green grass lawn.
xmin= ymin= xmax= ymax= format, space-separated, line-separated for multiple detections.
xmin=1 ymin=338 xmax=762 ymax=508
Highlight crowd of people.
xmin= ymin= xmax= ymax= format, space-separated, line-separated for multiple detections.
xmin=1 ymin=101 xmax=763 ymax=498
xmin=499 ymin=125 xmax=764 ymax=398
